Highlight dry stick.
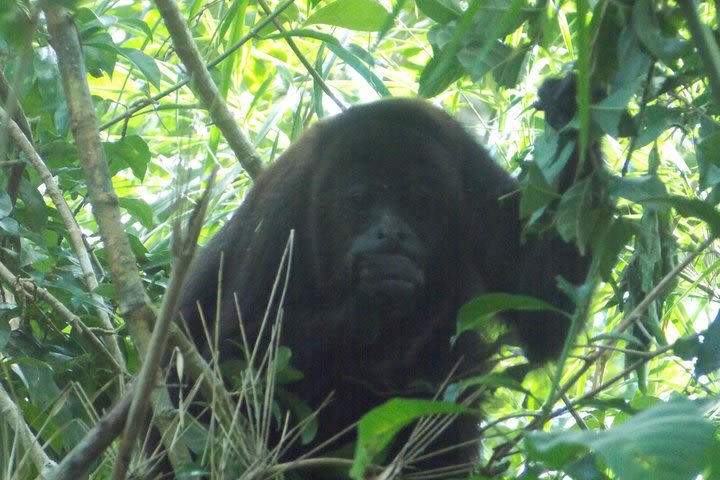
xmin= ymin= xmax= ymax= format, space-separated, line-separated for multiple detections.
xmin=485 ymin=237 xmax=714 ymax=471
xmin=0 ymin=260 xmax=122 ymax=373
xmin=0 ymin=379 xmax=57 ymax=475
xmin=153 ymin=0 xmax=263 ymax=178
xmin=112 ymin=170 xmax=217 ymax=480
xmin=0 ymin=108 xmax=125 ymax=370
xmin=49 ymin=387 xmax=134 ymax=480
xmin=98 ymin=0 xmax=295 ymax=133
xmin=254 ymin=0 xmax=346 ymax=111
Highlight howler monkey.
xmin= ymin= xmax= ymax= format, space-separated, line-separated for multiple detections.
xmin=175 ymin=75 xmax=598 ymax=476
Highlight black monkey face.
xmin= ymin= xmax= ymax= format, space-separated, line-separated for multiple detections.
xmin=346 ymin=188 xmax=429 ymax=315
xmin=308 ymin=117 xmax=463 ymax=317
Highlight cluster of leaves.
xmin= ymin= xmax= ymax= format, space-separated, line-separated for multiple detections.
xmin=0 ymin=0 xmax=720 ymax=479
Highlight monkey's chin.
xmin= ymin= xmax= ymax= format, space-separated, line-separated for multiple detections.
xmin=360 ymin=279 xmax=420 ymax=317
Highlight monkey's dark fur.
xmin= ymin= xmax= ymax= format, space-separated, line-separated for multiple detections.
xmin=176 ymin=76 xmax=594 ymax=475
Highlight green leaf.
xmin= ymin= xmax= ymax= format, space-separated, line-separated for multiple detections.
xmin=533 ymin=131 xmax=575 ymax=187
xmin=104 ymin=135 xmax=150 ymax=180
xmin=0 ymin=217 xmax=20 ymax=235
xmin=457 ymin=41 xmax=526 ymax=87
xmin=324 ymin=42 xmax=390 ymax=96
xmin=119 ymin=197 xmax=155 ymax=228
xmin=526 ymin=399 xmax=715 ymax=480
xmin=76 ymin=9 xmax=117 ymax=77
xmin=419 ymin=0 xmax=483 ymax=97
xmin=696 ymin=312 xmax=720 ymax=375
xmin=0 ymin=304 xmax=13 ymax=350
xmin=520 ymin=162 xmax=555 ymax=219
xmin=632 ymin=0 xmax=690 ymax=66
xmin=415 ymin=0 xmax=460 ymax=24
xmin=697 ymin=118 xmax=720 ymax=192
xmin=555 ymin=178 xmax=594 ymax=247
xmin=607 ymin=175 xmax=668 ymax=204
xmin=418 ymin=54 xmax=465 ymax=98
xmin=351 ymin=398 xmax=471 ymax=479
xmin=306 ymin=0 xmax=389 ymax=32
xmin=0 ymin=191 xmax=12 ymax=217
xmin=118 ymin=47 xmax=162 ymax=89
xmin=458 ymin=293 xmax=563 ymax=335
xmin=117 ymin=18 xmax=154 ymax=40
xmin=643 ymin=196 xmax=720 ymax=238
xmin=592 ymin=217 xmax=633 ymax=281
xmin=634 ymin=106 xmax=680 ymax=149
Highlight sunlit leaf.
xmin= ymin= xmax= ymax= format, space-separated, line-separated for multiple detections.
xmin=306 ymin=0 xmax=389 ymax=32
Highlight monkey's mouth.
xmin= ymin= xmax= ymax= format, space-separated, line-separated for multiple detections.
xmin=354 ymin=253 xmax=426 ymax=313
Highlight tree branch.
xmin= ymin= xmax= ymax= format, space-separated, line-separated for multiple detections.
xmin=153 ymin=0 xmax=263 ymax=178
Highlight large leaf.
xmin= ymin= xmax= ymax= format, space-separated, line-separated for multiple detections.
xmin=415 ymin=0 xmax=460 ymax=24
xmin=306 ymin=0 xmax=389 ymax=32
xmin=526 ymin=399 xmax=715 ymax=480
xmin=458 ymin=293 xmax=563 ymax=335
xmin=350 ymin=398 xmax=471 ymax=479
xmin=118 ymin=47 xmax=162 ymax=89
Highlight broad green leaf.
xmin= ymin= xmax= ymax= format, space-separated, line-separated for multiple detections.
xmin=351 ymin=398 xmax=471 ymax=479
xmin=415 ymin=0 xmax=460 ymax=24
xmin=0 ymin=191 xmax=12 ymax=217
xmin=0 ymin=304 xmax=13 ymax=350
xmin=118 ymin=47 xmax=162 ymax=89
xmin=526 ymin=399 xmax=715 ymax=480
xmin=643 ymin=196 xmax=720 ymax=238
xmin=419 ymin=0 xmax=482 ymax=97
xmin=324 ymin=42 xmax=390 ymax=96
xmin=555 ymin=178 xmax=593 ymax=247
xmin=607 ymin=174 xmax=668 ymax=203
xmin=697 ymin=118 xmax=720 ymax=192
xmin=76 ymin=8 xmax=117 ymax=77
xmin=519 ymin=162 xmax=555 ymax=219
xmin=306 ymin=0 xmax=389 ymax=32
xmin=104 ymin=135 xmax=150 ymax=180
xmin=119 ymin=198 xmax=155 ymax=228
xmin=0 ymin=217 xmax=20 ymax=235
xmin=634 ymin=105 xmax=681 ymax=149
xmin=458 ymin=293 xmax=563 ymax=335
xmin=592 ymin=217 xmax=633 ymax=281
xmin=632 ymin=0 xmax=690 ymax=66
xmin=457 ymin=41 xmax=527 ymax=87
xmin=418 ymin=54 xmax=464 ymax=98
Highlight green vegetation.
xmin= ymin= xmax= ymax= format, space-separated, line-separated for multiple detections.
xmin=0 ymin=0 xmax=719 ymax=478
